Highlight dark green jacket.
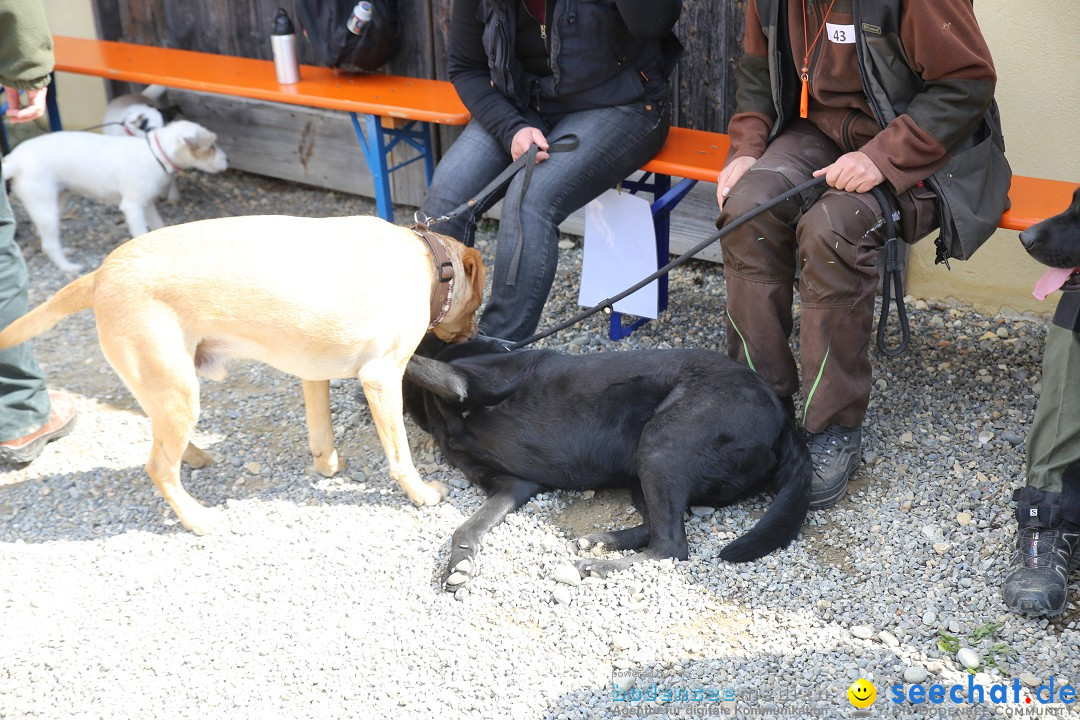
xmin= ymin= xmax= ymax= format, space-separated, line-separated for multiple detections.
xmin=744 ymin=0 xmax=1011 ymax=260
xmin=0 ymin=0 xmax=53 ymax=90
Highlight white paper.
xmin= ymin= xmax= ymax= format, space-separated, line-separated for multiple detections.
xmin=579 ymin=189 xmax=659 ymax=319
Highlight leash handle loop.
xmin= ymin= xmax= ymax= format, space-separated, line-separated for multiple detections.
xmin=425 ymin=134 xmax=580 ymax=231
xmin=871 ymin=185 xmax=910 ymax=357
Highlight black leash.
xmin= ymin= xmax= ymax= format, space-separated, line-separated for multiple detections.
xmin=503 ymin=175 xmax=828 ymax=351
xmin=418 ymin=134 xmax=580 ymax=286
xmin=76 ymin=121 xmax=125 ymax=133
xmin=417 ymin=135 xmax=580 ymax=244
xmin=871 ymin=185 xmax=910 ymax=356
xmin=497 ymin=176 xmax=912 ymax=356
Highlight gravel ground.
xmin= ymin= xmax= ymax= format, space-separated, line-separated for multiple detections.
xmin=1 ymin=161 xmax=1077 ymax=719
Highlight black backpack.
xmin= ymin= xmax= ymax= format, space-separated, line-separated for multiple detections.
xmin=295 ymin=0 xmax=399 ymax=72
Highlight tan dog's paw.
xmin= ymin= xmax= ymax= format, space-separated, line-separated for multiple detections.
xmin=409 ymin=481 xmax=449 ymax=507
xmin=313 ymin=450 xmax=344 ymax=478
xmin=182 ymin=443 xmax=217 ymax=469
xmin=177 ymin=506 xmax=224 ymax=536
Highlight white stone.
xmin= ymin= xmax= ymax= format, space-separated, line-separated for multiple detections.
xmin=553 ymin=564 xmax=582 ymax=587
xmin=904 ymin=667 xmax=928 ymax=684
xmin=957 ymin=648 xmax=980 ymax=670
xmin=851 ymin=625 xmax=874 ymax=640
xmin=553 ymin=585 xmax=573 ymax=605
xmin=878 ymin=630 xmax=900 ymax=648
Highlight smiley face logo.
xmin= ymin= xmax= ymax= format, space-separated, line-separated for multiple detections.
xmin=847 ymin=678 xmax=876 ymax=709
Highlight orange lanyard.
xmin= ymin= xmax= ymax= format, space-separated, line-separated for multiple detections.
xmin=800 ymin=0 xmax=839 ymax=118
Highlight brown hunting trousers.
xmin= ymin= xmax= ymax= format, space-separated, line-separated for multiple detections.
xmin=718 ymin=121 xmax=938 ymax=433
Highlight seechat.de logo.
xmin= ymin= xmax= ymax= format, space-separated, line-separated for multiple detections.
xmin=848 ymin=679 xmax=877 ymax=709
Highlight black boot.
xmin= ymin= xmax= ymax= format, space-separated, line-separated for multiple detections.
xmin=1002 ymin=486 xmax=1080 ymax=616
xmin=806 ymin=424 xmax=862 ymax=508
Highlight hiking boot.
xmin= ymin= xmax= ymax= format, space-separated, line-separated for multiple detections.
xmin=0 ymin=390 xmax=77 ymax=465
xmin=806 ymin=423 xmax=862 ymax=508
xmin=1002 ymin=487 xmax=1080 ymax=616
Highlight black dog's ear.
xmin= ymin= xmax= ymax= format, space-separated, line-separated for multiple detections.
xmin=405 ymin=355 xmax=468 ymax=402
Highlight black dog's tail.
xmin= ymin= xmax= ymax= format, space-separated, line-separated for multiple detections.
xmin=718 ymin=420 xmax=811 ymax=562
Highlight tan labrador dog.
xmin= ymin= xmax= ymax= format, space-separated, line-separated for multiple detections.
xmin=0 ymin=215 xmax=486 ymax=534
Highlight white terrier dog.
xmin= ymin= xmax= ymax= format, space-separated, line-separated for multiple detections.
xmin=3 ymin=119 xmax=228 ymax=272
xmin=102 ymin=85 xmax=168 ymax=138
xmin=101 ymin=85 xmax=181 ymax=203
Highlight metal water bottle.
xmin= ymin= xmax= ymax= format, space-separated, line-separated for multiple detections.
xmin=347 ymin=1 xmax=373 ymax=35
xmin=270 ymin=7 xmax=300 ymax=84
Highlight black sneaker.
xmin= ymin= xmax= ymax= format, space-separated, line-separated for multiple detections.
xmin=1003 ymin=490 xmax=1080 ymax=616
xmin=806 ymin=424 xmax=862 ymax=508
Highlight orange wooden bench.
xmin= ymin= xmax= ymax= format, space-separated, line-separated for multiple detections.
xmin=37 ymin=36 xmax=1077 ymax=337
xmin=47 ymin=35 xmax=469 ymax=222
xmin=640 ymin=126 xmax=1076 ymax=231
xmin=610 ymin=126 xmax=1079 ymax=337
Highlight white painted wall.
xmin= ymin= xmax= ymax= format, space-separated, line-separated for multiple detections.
xmin=43 ymin=0 xmax=106 ymax=130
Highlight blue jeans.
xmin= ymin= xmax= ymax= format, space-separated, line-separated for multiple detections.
xmin=420 ymin=101 xmax=670 ymax=341
xmin=0 ymin=170 xmax=49 ymax=442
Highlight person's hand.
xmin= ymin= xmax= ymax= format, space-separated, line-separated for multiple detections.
xmin=511 ymin=126 xmax=550 ymax=162
xmin=3 ymin=86 xmax=48 ymax=124
xmin=813 ymin=151 xmax=884 ymax=193
xmin=717 ymin=156 xmax=757 ymax=211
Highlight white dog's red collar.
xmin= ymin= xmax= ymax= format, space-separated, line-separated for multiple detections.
xmin=412 ymin=226 xmax=456 ymax=329
xmin=147 ymin=130 xmax=181 ymax=175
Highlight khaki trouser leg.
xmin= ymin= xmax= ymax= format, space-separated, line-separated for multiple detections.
xmin=1027 ymin=294 xmax=1080 ymax=496
xmin=720 ymin=167 xmax=802 ymax=399
xmin=798 ymin=192 xmax=884 ymax=433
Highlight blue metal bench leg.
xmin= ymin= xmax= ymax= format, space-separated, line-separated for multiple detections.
xmin=350 ymin=112 xmax=438 ymax=224
xmin=608 ymin=174 xmax=698 ymax=340
xmin=46 ymin=72 xmax=62 ymax=131
xmin=351 ymin=112 xmax=394 ymax=222
xmin=420 ymin=122 xmax=435 ymax=186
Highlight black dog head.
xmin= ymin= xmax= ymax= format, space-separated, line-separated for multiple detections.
xmin=1021 ymin=186 xmax=1080 ymax=267
xmin=1020 ymin=185 xmax=1080 ymax=296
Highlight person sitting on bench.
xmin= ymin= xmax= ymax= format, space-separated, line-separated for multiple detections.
xmin=418 ymin=0 xmax=682 ymax=342
xmin=715 ymin=0 xmax=1008 ymax=508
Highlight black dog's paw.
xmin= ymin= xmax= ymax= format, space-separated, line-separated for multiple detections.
xmin=443 ymin=549 xmax=476 ymax=592
xmin=567 ymin=536 xmax=607 ymax=557
xmin=574 ymin=558 xmax=616 ymax=579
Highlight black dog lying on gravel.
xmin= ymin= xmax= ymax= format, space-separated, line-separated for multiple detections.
xmin=403 ymin=336 xmax=810 ymax=588
xmin=1023 ymin=186 xmax=1080 ymax=298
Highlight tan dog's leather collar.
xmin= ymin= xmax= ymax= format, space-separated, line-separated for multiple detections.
xmin=412 ymin=225 xmax=455 ymax=329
